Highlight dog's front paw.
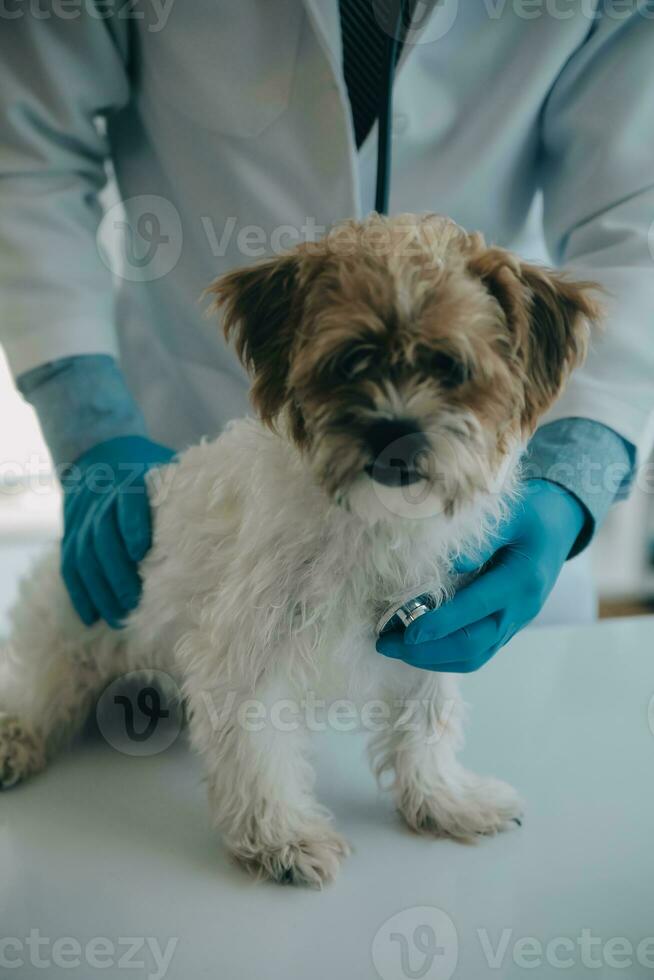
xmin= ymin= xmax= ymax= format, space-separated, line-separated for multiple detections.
xmin=399 ymin=774 xmax=523 ymax=843
xmin=0 ymin=715 xmax=46 ymax=790
xmin=233 ymin=828 xmax=351 ymax=888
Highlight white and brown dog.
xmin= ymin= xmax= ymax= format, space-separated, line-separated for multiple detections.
xmin=0 ymin=214 xmax=598 ymax=886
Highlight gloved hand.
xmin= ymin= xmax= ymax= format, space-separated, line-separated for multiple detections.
xmin=60 ymin=436 xmax=175 ymax=629
xmin=376 ymin=479 xmax=588 ymax=673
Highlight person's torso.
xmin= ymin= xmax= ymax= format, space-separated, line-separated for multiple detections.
xmin=105 ymin=0 xmax=595 ymax=447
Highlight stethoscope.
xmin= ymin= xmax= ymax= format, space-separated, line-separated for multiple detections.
xmin=374 ymin=0 xmax=412 ymax=215
xmin=371 ymin=0 xmax=440 ymax=636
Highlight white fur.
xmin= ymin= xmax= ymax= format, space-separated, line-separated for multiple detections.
xmin=0 ymin=418 xmax=523 ymax=886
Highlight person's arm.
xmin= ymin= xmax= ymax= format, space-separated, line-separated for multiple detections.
xmin=377 ymin=419 xmax=635 ymax=672
xmin=1 ymin=19 xmax=174 ymax=628
xmin=17 ymin=355 xmax=174 ymax=630
xmin=378 ymin=9 xmax=653 ymax=670
xmin=0 ymin=13 xmax=131 ymax=375
xmin=17 ymin=355 xmax=148 ymax=470
xmin=535 ymin=7 xmax=654 ymax=466
xmin=523 ymin=417 xmax=635 ymax=557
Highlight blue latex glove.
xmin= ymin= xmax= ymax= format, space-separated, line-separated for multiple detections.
xmin=376 ymin=479 xmax=587 ymax=673
xmin=60 ymin=436 xmax=175 ymax=629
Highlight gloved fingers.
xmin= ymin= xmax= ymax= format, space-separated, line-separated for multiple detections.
xmin=92 ymin=497 xmax=143 ymax=614
xmin=116 ymin=473 xmax=153 ymax=563
xmin=60 ymin=545 xmax=99 ymax=627
xmin=450 ymin=502 xmax=524 ymax=575
xmin=433 ymin=645 xmax=500 ymax=674
xmin=451 ymin=547 xmax=495 ymax=576
xmin=75 ymin=510 xmax=127 ymax=630
xmin=451 ymin=533 xmax=511 ymax=574
xmin=61 ymin=481 xmax=88 ymax=525
xmin=377 ymin=614 xmax=502 ymax=670
xmin=404 ymin=560 xmax=516 ymax=645
xmin=440 ymin=610 xmax=525 ymax=671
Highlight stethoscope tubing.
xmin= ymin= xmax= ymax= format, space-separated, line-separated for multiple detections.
xmin=374 ymin=0 xmax=411 ymax=214
xmin=373 ymin=2 xmax=441 ymax=638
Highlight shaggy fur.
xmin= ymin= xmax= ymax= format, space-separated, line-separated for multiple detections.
xmin=0 ymin=214 xmax=599 ymax=886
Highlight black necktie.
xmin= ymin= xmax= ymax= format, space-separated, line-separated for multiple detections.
xmin=339 ymin=0 xmax=414 ymax=149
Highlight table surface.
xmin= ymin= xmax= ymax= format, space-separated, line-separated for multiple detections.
xmin=1 ymin=544 xmax=653 ymax=980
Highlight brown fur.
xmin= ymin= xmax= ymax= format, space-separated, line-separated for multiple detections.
xmin=465 ymin=235 xmax=601 ymax=431
xmin=208 ymin=213 xmax=601 ymax=508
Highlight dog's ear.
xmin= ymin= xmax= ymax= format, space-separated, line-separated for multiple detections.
xmin=467 ymin=236 xmax=602 ymax=432
xmin=208 ymin=253 xmax=303 ymax=423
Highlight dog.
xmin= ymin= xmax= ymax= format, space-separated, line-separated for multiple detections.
xmin=0 ymin=214 xmax=599 ymax=886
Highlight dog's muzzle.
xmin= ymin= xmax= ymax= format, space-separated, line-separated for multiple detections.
xmin=364 ymin=419 xmax=429 ymax=486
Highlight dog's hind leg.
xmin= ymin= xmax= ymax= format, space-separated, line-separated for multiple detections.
xmin=0 ymin=548 xmax=128 ymax=789
xmin=183 ymin=657 xmax=350 ymax=887
xmin=369 ymin=670 xmax=523 ymax=842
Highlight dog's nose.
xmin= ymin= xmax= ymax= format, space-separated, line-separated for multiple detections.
xmin=364 ymin=419 xmax=430 ymax=487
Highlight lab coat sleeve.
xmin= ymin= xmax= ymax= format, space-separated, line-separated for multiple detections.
xmin=17 ymin=355 xmax=148 ymax=469
xmin=538 ymin=5 xmax=654 ymax=469
xmin=0 ymin=12 xmax=131 ymax=376
xmin=523 ymin=416 xmax=634 ymax=555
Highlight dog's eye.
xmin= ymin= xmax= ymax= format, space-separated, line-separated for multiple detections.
xmin=336 ymin=349 xmax=371 ymax=381
xmin=429 ymin=352 xmax=469 ymax=388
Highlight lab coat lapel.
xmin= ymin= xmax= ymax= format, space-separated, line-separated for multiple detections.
xmin=300 ymin=0 xmax=443 ymax=217
xmin=301 ymin=0 xmax=361 ymax=215
xmin=301 ymin=0 xmax=440 ymax=75
xmin=301 ymin=0 xmax=343 ymax=75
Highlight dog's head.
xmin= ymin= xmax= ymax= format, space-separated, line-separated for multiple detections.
xmin=209 ymin=214 xmax=600 ymax=520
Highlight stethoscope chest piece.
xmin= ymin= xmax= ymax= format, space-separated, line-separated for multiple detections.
xmin=375 ymin=589 xmax=438 ymax=637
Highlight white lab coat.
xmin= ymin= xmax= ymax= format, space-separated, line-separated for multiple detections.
xmin=1 ymin=2 xmax=653 ymax=623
